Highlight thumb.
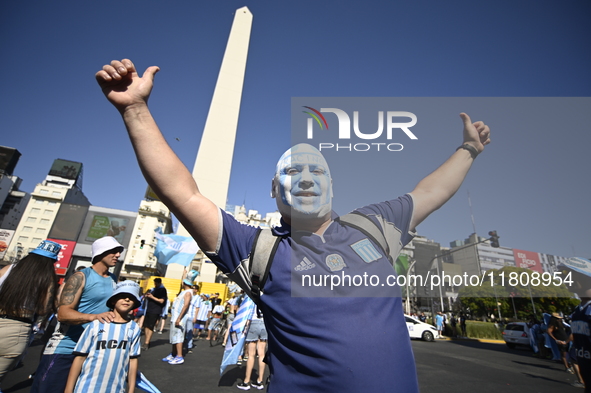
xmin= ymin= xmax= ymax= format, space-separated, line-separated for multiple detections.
xmin=142 ymin=66 xmax=160 ymax=82
xmin=459 ymin=112 xmax=472 ymax=127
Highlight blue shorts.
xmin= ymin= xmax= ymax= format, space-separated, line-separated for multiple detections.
xmin=246 ymin=320 xmax=267 ymax=342
xmin=30 ymin=353 xmax=76 ymax=393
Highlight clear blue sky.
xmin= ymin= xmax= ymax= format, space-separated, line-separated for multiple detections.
xmin=1 ymin=1 xmax=590 ymax=258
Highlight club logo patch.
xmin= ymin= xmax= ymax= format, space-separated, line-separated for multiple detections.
xmin=326 ymin=253 xmax=347 ymax=271
xmin=350 ymin=238 xmax=382 ymax=263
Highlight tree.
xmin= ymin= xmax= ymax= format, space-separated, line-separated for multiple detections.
xmin=457 ymin=267 xmax=579 ymax=320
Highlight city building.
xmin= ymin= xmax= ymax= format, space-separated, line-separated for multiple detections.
xmin=3 ymin=159 xmax=90 ymax=263
xmin=121 ymin=199 xmax=173 ymax=280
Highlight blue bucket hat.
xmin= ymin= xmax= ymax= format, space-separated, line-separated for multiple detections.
xmin=30 ymin=240 xmax=62 ymax=260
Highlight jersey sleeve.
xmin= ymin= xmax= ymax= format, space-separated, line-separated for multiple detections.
xmin=354 ymin=193 xmax=416 ymax=247
xmin=204 ymin=208 xmax=259 ymax=274
xmin=72 ymin=321 xmax=97 ymax=356
xmin=130 ymin=323 xmax=142 ymax=359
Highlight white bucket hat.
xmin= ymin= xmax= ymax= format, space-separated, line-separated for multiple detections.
xmin=91 ymin=236 xmax=124 ymax=263
xmin=107 ymin=281 xmax=141 ymax=309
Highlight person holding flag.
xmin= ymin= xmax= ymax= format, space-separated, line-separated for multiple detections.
xmin=220 ymin=295 xmax=255 ymax=376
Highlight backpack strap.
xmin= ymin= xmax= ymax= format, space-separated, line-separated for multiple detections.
xmin=242 ymin=212 xmax=388 ymax=306
xmin=336 ymin=212 xmax=391 ymax=262
xmin=248 ymin=228 xmax=282 ymax=306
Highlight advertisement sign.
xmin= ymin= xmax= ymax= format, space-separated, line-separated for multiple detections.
xmin=49 ymin=203 xmax=89 ymax=241
xmin=0 ymin=229 xmax=15 ymax=259
xmin=144 ymin=186 xmax=161 ymax=202
xmin=48 ymin=159 xmax=82 ymax=180
xmin=85 ymin=215 xmax=129 ymax=243
xmin=512 ymin=249 xmax=543 ymax=273
xmin=47 ymin=238 xmax=76 ymax=276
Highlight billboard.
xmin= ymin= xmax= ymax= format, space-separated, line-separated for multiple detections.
xmin=47 ymin=238 xmax=76 ymax=276
xmin=144 ymin=186 xmax=162 ymax=202
xmin=512 ymin=249 xmax=543 ymax=273
xmin=85 ymin=214 xmax=130 ymax=244
xmin=0 ymin=229 xmax=15 ymax=259
xmin=48 ymin=203 xmax=89 ymax=241
xmin=48 ymin=159 xmax=82 ymax=181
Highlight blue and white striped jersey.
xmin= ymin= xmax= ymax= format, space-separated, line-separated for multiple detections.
xmin=196 ymin=298 xmax=212 ymax=321
xmin=171 ymin=289 xmax=193 ymax=323
xmin=187 ymin=294 xmax=200 ymax=320
xmin=72 ymin=319 xmax=141 ymax=393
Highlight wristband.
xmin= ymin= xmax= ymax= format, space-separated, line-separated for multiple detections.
xmin=456 ymin=144 xmax=479 ymax=159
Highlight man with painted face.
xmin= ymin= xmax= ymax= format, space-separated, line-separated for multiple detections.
xmin=96 ymin=59 xmax=491 ymax=392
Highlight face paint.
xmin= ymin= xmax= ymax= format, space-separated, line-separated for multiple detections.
xmin=273 ymin=144 xmax=333 ymax=220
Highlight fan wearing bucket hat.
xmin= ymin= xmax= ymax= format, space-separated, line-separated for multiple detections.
xmin=31 ymin=236 xmax=123 ymax=393
xmin=0 ymin=240 xmax=60 ymax=385
xmin=559 ymin=257 xmax=591 ymax=390
xmin=65 ymin=281 xmax=142 ymax=393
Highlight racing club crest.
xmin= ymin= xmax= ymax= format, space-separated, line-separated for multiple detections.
xmin=326 ymin=253 xmax=347 ymax=271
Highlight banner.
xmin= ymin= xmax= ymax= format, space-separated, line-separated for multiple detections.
xmin=154 ymin=228 xmax=199 ymax=267
xmin=512 ymin=249 xmax=543 ymax=273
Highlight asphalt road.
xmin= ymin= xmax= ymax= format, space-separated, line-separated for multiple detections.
xmin=1 ymin=333 xmax=584 ymax=392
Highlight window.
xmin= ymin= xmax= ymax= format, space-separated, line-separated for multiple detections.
xmin=22 ymin=226 xmax=32 ymax=232
xmin=48 ymin=201 xmax=57 ymax=206
xmin=40 ymin=219 xmax=50 ymax=225
xmin=32 ymin=238 xmax=42 ymax=244
xmin=39 ymin=189 xmax=49 ymax=195
xmin=31 ymin=208 xmax=41 ymax=214
xmin=35 ymin=199 xmax=44 ymax=205
xmin=35 ymin=228 xmax=46 ymax=234
xmin=44 ymin=210 xmax=53 ymax=215
xmin=17 ymin=236 xmax=28 ymax=242
xmin=26 ymin=217 xmax=36 ymax=223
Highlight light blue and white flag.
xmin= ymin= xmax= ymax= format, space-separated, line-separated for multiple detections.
xmin=220 ymin=295 xmax=256 ymax=375
xmin=154 ymin=228 xmax=199 ymax=267
xmin=136 ymin=371 xmax=161 ymax=393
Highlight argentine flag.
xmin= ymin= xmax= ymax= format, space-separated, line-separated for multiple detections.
xmin=220 ymin=295 xmax=256 ymax=375
xmin=136 ymin=371 xmax=161 ymax=393
xmin=154 ymin=228 xmax=199 ymax=267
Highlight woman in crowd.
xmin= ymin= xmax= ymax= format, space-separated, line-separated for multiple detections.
xmin=0 ymin=240 xmax=61 ymax=383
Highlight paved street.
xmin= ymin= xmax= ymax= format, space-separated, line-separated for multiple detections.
xmin=2 ymin=333 xmax=584 ymax=392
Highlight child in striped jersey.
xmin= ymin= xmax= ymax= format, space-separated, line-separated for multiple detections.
xmin=65 ymin=281 xmax=142 ymax=393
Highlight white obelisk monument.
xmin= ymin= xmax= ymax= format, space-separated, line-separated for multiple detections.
xmin=167 ymin=7 xmax=253 ymax=281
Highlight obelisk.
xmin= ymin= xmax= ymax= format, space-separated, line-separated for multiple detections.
xmin=169 ymin=7 xmax=253 ymax=281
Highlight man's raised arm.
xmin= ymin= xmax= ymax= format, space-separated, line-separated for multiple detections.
xmin=409 ymin=113 xmax=491 ymax=230
xmin=96 ymin=59 xmax=219 ymax=251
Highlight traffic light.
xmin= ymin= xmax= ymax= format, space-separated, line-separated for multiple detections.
xmin=140 ymin=239 xmax=145 ymax=249
xmin=488 ymin=231 xmax=500 ymax=248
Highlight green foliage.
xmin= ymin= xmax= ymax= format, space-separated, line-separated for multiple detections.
xmin=465 ymin=321 xmax=503 ymax=340
xmin=457 ymin=267 xmax=579 ymax=320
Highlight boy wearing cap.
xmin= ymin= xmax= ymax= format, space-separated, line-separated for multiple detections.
xmin=65 ymin=281 xmax=142 ymax=393
xmin=31 ymin=236 xmax=123 ymax=393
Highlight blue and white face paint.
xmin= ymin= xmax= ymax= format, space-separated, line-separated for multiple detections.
xmin=272 ymin=144 xmax=333 ymax=222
